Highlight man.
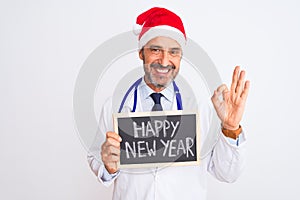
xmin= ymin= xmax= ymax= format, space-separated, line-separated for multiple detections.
xmin=88 ymin=7 xmax=250 ymax=199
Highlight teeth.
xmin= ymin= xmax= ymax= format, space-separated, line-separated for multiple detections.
xmin=157 ymin=69 xmax=168 ymax=73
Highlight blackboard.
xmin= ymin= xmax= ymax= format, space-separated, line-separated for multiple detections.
xmin=113 ymin=110 xmax=200 ymax=168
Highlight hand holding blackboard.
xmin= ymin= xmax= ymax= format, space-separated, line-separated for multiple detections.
xmin=100 ymin=131 xmax=122 ymax=174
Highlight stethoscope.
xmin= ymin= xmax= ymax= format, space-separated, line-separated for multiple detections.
xmin=118 ymin=77 xmax=183 ymax=113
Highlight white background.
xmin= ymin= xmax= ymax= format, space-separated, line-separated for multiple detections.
xmin=1 ymin=0 xmax=299 ymax=199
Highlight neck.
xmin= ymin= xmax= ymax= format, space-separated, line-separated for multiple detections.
xmin=144 ymin=77 xmax=165 ymax=92
xmin=148 ymin=84 xmax=165 ymax=92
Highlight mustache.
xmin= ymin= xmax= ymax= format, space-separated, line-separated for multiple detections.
xmin=150 ymin=63 xmax=176 ymax=70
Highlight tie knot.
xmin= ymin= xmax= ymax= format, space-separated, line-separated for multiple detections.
xmin=150 ymin=93 xmax=163 ymax=104
xmin=150 ymin=93 xmax=163 ymax=111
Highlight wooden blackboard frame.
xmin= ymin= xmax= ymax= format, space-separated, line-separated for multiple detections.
xmin=113 ymin=110 xmax=200 ymax=169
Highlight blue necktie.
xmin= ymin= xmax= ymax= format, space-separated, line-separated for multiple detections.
xmin=150 ymin=93 xmax=163 ymax=111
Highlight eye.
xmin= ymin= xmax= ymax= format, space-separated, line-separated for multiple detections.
xmin=169 ymin=49 xmax=181 ymax=57
xmin=150 ymin=48 xmax=162 ymax=54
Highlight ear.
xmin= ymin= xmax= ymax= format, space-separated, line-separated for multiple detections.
xmin=139 ymin=49 xmax=144 ymax=60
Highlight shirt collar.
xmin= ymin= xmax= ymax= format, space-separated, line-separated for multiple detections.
xmin=139 ymin=77 xmax=174 ymax=102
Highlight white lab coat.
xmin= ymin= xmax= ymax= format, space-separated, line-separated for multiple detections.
xmin=88 ymin=80 xmax=246 ymax=200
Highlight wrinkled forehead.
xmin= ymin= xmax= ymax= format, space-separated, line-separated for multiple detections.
xmin=144 ymin=36 xmax=181 ymax=49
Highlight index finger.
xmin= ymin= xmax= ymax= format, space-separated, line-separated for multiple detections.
xmin=106 ymin=131 xmax=122 ymax=142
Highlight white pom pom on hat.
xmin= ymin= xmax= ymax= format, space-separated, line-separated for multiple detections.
xmin=134 ymin=7 xmax=187 ymax=49
xmin=132 ymin=23 xmax=142 ymax=36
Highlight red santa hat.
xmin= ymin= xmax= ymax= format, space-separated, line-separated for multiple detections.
xmin=134 ymin=7 xmax=187 ymax=49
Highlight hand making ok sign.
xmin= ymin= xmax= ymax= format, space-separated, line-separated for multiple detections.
xmin=211 ymin=66 xmax=250 ymax=130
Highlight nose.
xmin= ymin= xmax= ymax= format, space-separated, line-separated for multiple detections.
xmin=159 ymin=50 xmax=170 ymax=66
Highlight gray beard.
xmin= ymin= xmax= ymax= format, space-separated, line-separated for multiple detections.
xmin=149 ymin=74 xmax=173 ymax=88
xmin=144 ymin=68 xmax=174 ymax=89
xmin=143 ymin=60 xmax=176 ymax=89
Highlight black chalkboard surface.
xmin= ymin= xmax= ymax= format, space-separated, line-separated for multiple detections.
xmin=113 ymin=110 xmax=200 ymax=168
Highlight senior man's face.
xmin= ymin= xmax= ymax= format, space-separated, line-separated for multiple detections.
xmin=139 ymin=36 xmax=182 ymax=91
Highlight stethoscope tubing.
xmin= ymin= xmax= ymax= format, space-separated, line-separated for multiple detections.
xmin=118 ymin=78 xmax=183 ymax=113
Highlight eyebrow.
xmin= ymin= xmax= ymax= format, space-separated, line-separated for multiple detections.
xmin=170 ymin=47 xmax=182 ymax=51
xmin=148 ymin=45 xmax=163 ymax=49
xmin=148 ymin=45 xmax=181 ymax=50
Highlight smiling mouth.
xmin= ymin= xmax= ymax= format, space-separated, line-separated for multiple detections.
xmin=156 ymin=68 xmax=169 ymax=74
xmin=150 ymin=63 xmax=175 ymax=75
